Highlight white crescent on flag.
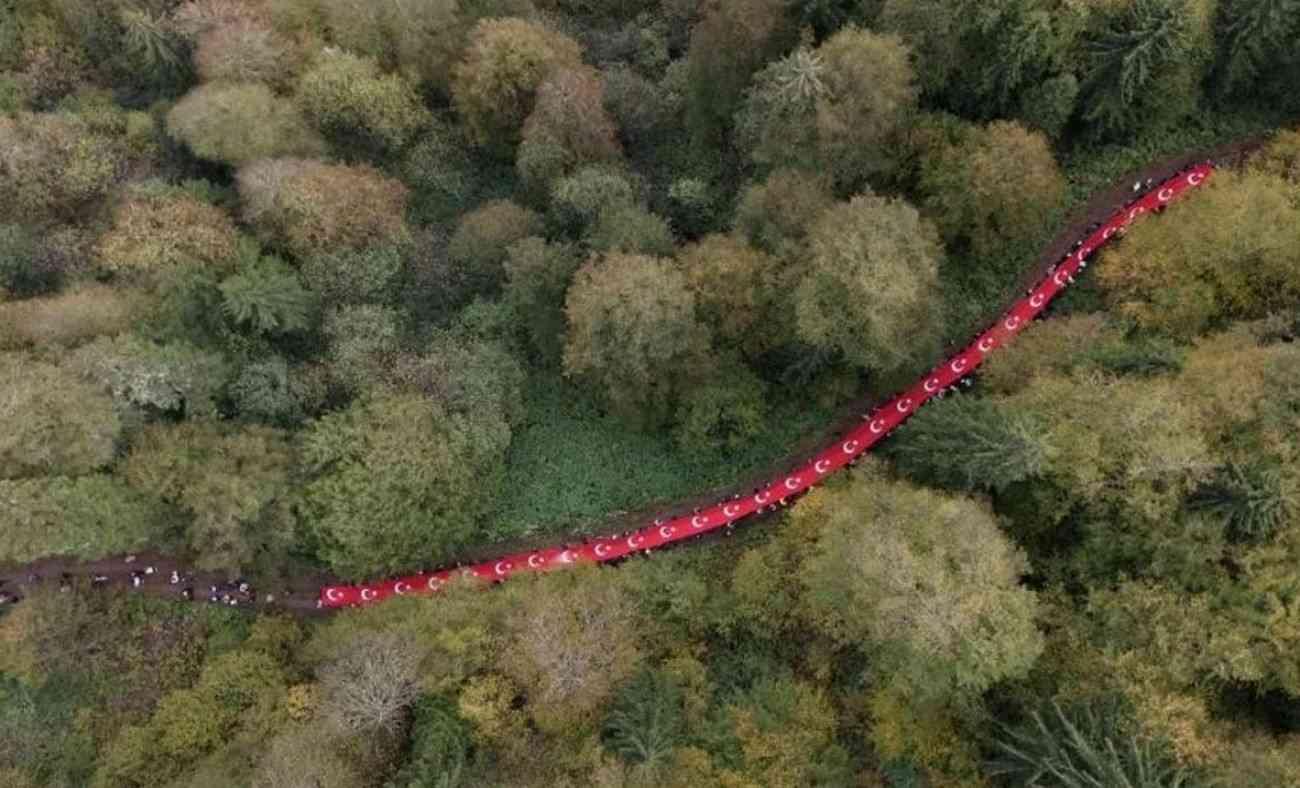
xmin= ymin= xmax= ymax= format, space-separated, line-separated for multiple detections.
xmin=895 ymin=398 xmax=913 ymax=413
xmin=785 ymin=477 xmax=800 ymax=491
xmin=924 ymin=378 xmax=939 ymax=393
xmin=1005 ymin=315 xmax=1021 ymax=330
xmin=814 ymin=459 xmax=830 ymax=474
xmin=325 ymin=588 xmax=343 ymax=602
xmin=361 ymin=588 xmax=376 ymax=601
xmin=660 ymin=525 xmax=674 ymax=538
xmin=1158 ymin=187 xmax=1174 ymax=201
xmin=723 ymin=504 xmax=740 ymax=517
xmin=869 ymin=420 xmax=884 ymax=434
xmin=494 ymin=561 xmax=510 ymax=576
xmin=951 ymin=358 xmax=968 ymax=373
xmin=594 ymin=543 xmax=611 ymax=557
xmin=1030 ymin=293 xmax=1046 ymax=308
xmin=979 ymin=337 xmax=995 ymax=353
xmin=1188 ymin=172 xmax=1204 ymax=186
xmin=394 ymin=582 xmax=410 ymax=595
xmin=528 ymin=553 xmax=544 ymax=568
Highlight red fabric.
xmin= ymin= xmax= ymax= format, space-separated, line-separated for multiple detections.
xmin=320 ymin=165 xmax=1215 ymax=609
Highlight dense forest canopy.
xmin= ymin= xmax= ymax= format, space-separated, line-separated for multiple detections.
xmin=1 ymin=0 xmax=1300 ymax=784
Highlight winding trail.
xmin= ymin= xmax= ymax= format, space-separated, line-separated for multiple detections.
xmin=0 ymin=152 xmax=1230 ymax=616
xmin=316 ymin=162 xmax=1216 ymax=609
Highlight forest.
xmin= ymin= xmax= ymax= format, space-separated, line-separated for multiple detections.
xmin=1 ymin=0 xmax=1300 ymax=784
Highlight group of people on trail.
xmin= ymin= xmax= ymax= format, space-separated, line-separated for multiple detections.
xmin=3 ymin=554 xmax=277 ymax=611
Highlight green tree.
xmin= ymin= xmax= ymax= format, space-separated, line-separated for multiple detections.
xmin=499 ymin=570 xmax=641 ymax=734
xmin=684 ymin=0 xmax=793 ymax=148
xmin=797 ymin=470 xmax=1044 ymax=697
xmin=563 ymin=252 xmax=711 ymax=426
xmin=296 ymin=51 xmax=431 ymax=156
xmin=1096 ymin=170 xmax=1300 ymax=338
xmin=0 ymin=112 xmax=125 ymax=221
xmin=885 ymin=393 xmax=1054 ymax=492
xmin=167 ymin=82 xmax=324 ymax=165
xmin=1213 ymin=0 xmax=1300 ymax=98
xmin=322 ymin=304 xmax=402 ymax=394
xmin=989 ymin=698 xmax=1203 ymax=788
xmin=587 ymin=203 xmax=675 ymax=256
xmin=677 ymin=233 xmax=781 ymax=351
xmin=237 ymin=158 xmax=411 ymax=260
xmin=502 ymin=236 xmax=582 ymax=364
xmin=672 ymin=361 xmax=767 ymax=452
xmin=448 ymin=200 xmax=543 ymax=296
xmin=299 ymin=391 xmax=508 ymax=577
xmin=793 ymin=192 xmax=944 ymax=377
xmin=733 ymin=168 xmax=836 ymax=260
xmin=300 ymin=243 xmax=406 ymax=307
xmin=123 ymin=422 xmax=295 ymax=573
xmin=69 ymin=333 xmax=230 ymax=419
xmin=0 ymin=353 xmax=119 ymax=479
xmin=727 ymin=676 xmax=848 ymax=788
xmin=451 ymin=18 xmax=583 ymax=154
xmin=0 ymin=474 xmax=168 ymax=563
xmin=391 ymin=696 xmax=474 ymax=787
xmin=1079 ymin=0 xmax=1211 ymax=137
xmin=602 ymin=670 xmax=685 ymax=770
xmin=736 ymin=28 xmax=918 ymax=187
xmin=189 ymin=15 xmax=301 ymax=88
xmin=95 ymin=183 xmax=241 ymax=279
xmin=918 ymin=120 xmax=1065 ymax=260
xmin=548 ymin=165 xmax=642 ymax=234
xmin=219 ymin=249 xmax=314 ymax=335
xmin=517 ymin=65 xmax=622 ymax=195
